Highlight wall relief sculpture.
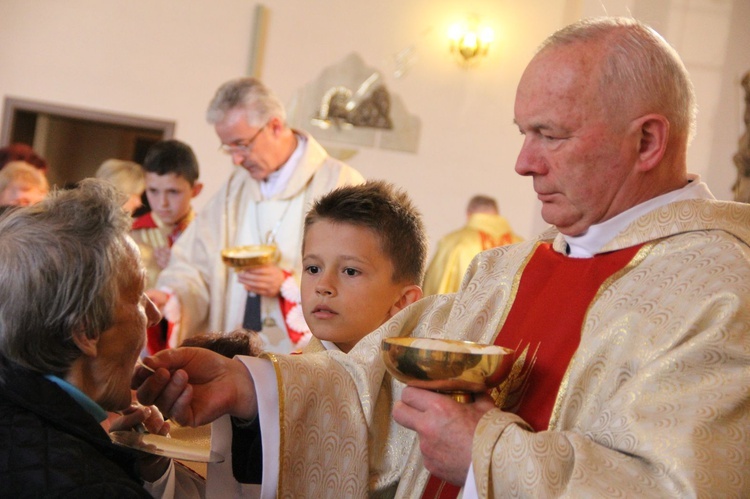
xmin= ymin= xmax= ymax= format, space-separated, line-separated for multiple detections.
xmin=733 ymin=71 xmax=750 ymax=203
xmin=312 ymin=74 xmax=393 ymax=131
xmin=287 ymin=53 xmax=420 ymax=158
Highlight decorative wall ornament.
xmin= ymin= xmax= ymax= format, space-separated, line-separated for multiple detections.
xmin=448 ymin=14 xmax=494 ymax=67
xmin=733 ymin=71 xmax=750 ymax=203
xmin=287 ymin=53 xmax=420 ymax=156
xmin=311 ymin=72 xmax=393 ymax=131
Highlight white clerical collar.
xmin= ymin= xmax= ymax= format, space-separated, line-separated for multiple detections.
xmin=260 ymin=133 xmax=307 ymax=199
xmin=320 ymin=340 xmax=342 ymax=352
xmin=564 ymin=175 xmax=714 ymax=258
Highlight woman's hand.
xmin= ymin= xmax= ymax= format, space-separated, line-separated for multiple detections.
xmin=109 ymin=404 xmax=172 ymax=482
xmin=111 ymin=403 xmax=170 ymax=436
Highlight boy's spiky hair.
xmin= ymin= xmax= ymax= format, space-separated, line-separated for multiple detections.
xmin=304 ymin=180 xmax=427 ymax=286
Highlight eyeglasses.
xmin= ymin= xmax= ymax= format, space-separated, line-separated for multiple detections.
xmin=218 ymin=123 xmax=267 ymax=155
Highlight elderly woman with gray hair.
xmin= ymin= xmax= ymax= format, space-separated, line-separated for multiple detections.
xmin=0 ymin=179 xmax=202 ymax=497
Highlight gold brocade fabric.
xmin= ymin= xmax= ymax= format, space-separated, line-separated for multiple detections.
xmin=269 ymin=198 xmax=750 ymax=498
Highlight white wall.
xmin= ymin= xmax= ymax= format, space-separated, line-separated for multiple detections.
xmin=1 ymin=0 xmax=747 ymax=251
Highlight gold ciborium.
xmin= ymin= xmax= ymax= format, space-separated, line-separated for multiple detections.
xmin=382 ymin=337 xmax=514 ymax=403
xmin=221 ymin=244 xmax=280 ymax=270
xmin=222 ymin=244 xmax=281 ymax=329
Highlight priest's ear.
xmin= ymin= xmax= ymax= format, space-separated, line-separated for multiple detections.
xmin=632 ymin=113 xmax=669 ymax=172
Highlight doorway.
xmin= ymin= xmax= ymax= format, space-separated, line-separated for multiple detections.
xmin=1 ymin=97 xmax=175 ymax=190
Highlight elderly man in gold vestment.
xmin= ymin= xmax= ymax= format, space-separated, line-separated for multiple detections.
xmin=135 ymin=17 xmax=750 ymax=498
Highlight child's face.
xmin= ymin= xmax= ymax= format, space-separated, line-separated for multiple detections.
xmin=302 ymin=220 xmax=408 ymax=353
xmin=144 ymin=172 xmax=200 ymax=225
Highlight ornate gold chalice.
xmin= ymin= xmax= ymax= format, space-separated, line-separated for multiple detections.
xmin=221 ymin=244 xmax=280 ymax=270
xmin=221 ymin=244 xmax=281 ymax=328
xmin=382 ymin=337 xmax=514 ymax=403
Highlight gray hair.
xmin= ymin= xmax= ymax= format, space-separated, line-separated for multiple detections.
xmin=206 ymin=77 xmax=286 ymax=126
xmin=0 ymin=179 xmax=133 ymax=377
xmin=539 ymin=17 xmax=697 ymax=143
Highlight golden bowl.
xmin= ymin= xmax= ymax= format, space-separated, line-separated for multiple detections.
xmin=382 ymin=337 xmax=514 ymax=402
xmin=221 ymin=244 xmax=280 ymax=270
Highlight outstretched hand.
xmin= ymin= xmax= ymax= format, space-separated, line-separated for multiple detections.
xmin=132 ymin=347 xmax=258 ymax=427
xmin=392 ymin=387 xmax=496 ymax=485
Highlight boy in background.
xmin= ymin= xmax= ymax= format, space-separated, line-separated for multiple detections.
xmin=132 ymin=139 xmax=203 ymax=353
xmin=206 ymin=180 xmax=428 ymax=495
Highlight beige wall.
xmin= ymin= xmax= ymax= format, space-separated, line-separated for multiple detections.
xmin=1 ymin=0 xmax=747 ymax=250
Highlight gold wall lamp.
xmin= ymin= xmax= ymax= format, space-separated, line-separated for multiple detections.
xmin=448 ymin=15 xmax=494 ymax=66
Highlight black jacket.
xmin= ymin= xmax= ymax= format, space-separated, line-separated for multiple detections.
xmin=0 ymin=357 xmax=151 ymax=498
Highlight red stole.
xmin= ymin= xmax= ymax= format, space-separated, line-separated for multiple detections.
xmin=132 ymin=211 xmax=194 ymax=247
xmin=479 ymin=230 xmax=514 ymax=251
xmin=132 ymin=212 xmax=159 ymax=231
xmin=421 ymin=242 xmax=643 ymax=499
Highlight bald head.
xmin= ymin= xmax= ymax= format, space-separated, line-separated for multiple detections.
xmin=537 ymin=17 xmax=696 ymax=147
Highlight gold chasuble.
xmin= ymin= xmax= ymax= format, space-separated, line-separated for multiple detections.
xmin=263 ymin=197 xmax=750 ymax=498
xmin=422 ymin=242 xmax=643 ymax=498
xmin=423 ymin=213 xmax=523 ymax=296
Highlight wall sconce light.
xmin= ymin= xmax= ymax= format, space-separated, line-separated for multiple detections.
xmin=448 ymin=15 xmax=494 ymax=66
